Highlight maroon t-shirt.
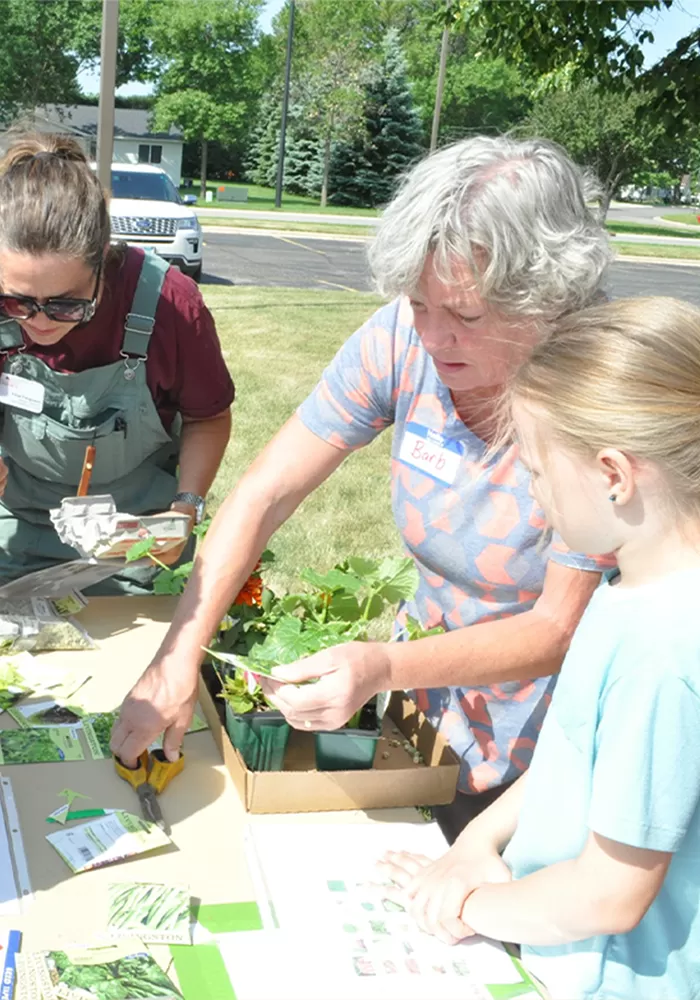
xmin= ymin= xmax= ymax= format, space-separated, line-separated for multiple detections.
xmin=11 ymin=247 xmax=234 ymax=431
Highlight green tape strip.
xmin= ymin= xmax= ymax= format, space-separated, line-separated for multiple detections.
xmin=169 ymin=902 xmax=262 ymax=1000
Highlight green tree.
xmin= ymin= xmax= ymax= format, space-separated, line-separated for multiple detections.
xmin=522 ymin=80 xmax=664 ymax=216
xmin=448 ymin=0 xmax=673 ymax=84
xmin=0 ymin=0 xmax=99 ymax=122
xmin=150 ymin=0 xmax=264 ymax=198
xmin=330 ymin=29 xmax=424 ymax=207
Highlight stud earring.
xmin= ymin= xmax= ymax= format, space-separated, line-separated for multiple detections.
xmin=609 ymin=493 xmax=617 ymax=502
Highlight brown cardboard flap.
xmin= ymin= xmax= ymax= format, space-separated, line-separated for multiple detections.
xmin=199 ymin=672 xmax=460 ymax=815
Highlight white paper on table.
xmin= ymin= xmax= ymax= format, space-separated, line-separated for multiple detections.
xmin=244 ymin=821 xmax=524 ymax=990
xmin=217 ymin=928 xmax=522 ymax=1000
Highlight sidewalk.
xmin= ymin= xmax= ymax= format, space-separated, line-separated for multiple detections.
xmin=196 ymin=207 xmax=377 ymax=227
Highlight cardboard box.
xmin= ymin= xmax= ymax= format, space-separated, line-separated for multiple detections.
xmin=198 ymin=670 xmax=460 ymax=814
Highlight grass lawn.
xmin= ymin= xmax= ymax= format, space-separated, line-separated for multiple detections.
xmin=607 ymin=220 xmax=700 ymax=239
xmin=201 ymin=217 xmax=372 ymax=238
xmin=182 ymin=179 xmax=379 ymax=216
xmin=204 ymin=285 xmax=399 ymax=591
xmin=614 ymin=242 xmax=700 ymax=261
xmin=660 ymin=213 xmax=700 ymax=226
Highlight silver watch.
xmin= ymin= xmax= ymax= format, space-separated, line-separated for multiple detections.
xmin=171 ymin=491 xmax=205 ymax=524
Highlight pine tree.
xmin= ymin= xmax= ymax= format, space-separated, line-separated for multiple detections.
xmin=330 ymin=28 xmax=424 ymax=207
xmin=244 ymin=89 xmax=281 ymax=187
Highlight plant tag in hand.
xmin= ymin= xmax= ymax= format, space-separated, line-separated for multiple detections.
xmin=0 ymin=373 xmax=45 ymax=413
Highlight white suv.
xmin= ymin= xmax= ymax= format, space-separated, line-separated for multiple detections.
xmin=107 ymin=163 xmax=203 ymax=282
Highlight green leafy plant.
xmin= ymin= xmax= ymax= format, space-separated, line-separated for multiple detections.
xmin=207 ymin=554 xmax=430 ymax=726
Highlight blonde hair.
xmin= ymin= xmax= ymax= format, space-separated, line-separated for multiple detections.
xmin=512 ymin=297 xmax=700 ymax=514
xmin=0 ymin=132 xmax=110 ymax=270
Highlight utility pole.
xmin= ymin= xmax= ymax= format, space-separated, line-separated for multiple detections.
xmin=275 ymin=0 xmax=295 ymax=209
xmin=430 ymin=24 xmax=450 ymax=153
xmin=96 ymin=0 xmax=120 ymax=191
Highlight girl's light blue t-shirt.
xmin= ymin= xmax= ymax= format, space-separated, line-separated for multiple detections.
xmin=504 ymin=569 xmax=700 ymax=999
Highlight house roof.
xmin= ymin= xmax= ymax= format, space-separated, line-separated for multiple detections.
xmin=35 ymin=105 xmax=182 ymax=141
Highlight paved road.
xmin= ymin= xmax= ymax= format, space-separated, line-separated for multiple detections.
xmin=200 ymin=231 xmax=700 ymax=305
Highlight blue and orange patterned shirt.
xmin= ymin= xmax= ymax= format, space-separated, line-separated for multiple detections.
xmin=297 ymin=298 xmax=611 ymax=793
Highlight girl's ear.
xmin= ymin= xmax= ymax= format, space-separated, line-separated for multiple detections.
xmin=595 ymin=448 xmax=635 ymax=505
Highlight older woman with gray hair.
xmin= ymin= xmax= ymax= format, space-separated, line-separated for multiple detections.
xmin=113 ymin=136 xmax=613 ymax=841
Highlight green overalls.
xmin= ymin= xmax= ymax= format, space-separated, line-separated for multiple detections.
xmin=0 ymin=253 xmax=190 ymax=595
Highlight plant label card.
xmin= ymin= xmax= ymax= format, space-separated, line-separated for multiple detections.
xmin=0 ymin=928 xmax=21 ymax=998
xmin=108 ymin=882 xmax=191 ymax=945
xmin=46 ymin=810 xmax=172 ymax=874
xmin=0 ymin=727 xmax=84 ymax=764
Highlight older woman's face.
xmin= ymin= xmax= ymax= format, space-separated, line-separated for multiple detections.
xmin=409 ymin=256 xmax=540 ymax=393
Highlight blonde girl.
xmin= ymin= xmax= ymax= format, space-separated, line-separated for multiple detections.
xmin=383 ymin=297 xmax=700 ymax=1000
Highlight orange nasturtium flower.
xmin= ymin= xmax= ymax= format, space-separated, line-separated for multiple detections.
xmin=233 ymin=560 xmax=263 ymax=606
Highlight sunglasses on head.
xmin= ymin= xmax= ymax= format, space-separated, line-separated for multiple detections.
xmin=0 ymin=262 xmax=102 ymax=325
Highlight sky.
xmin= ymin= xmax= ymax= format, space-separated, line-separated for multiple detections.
xmin=77 ymin=0 xmax=699 ymax=98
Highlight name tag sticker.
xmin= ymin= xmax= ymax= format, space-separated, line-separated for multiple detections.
xmin=399 ymin=421 xmax=464 ymax=485
xmin=0 ymin=373 xmax=45 ymax=413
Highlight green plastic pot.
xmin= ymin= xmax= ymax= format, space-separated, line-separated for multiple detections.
xmin=225 ymin=703 xmax=290 ymax=772
xmin=314 ymin=726 xmax=381 ymax=772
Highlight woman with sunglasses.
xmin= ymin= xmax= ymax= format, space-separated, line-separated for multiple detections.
xmin=0 ymin=133 xmax=233 ymax=592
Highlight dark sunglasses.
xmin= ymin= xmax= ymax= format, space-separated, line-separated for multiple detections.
xmin=0 ymin=262 xmax=102 ymax=325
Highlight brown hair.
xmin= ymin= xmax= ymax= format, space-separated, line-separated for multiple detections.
xmin=0 ymin=132 xmax=110 ymax=270
xmin=512 ymin=297 xmax=700 ymax=515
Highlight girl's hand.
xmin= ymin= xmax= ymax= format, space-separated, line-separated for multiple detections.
xmin=378 ymin=846 xmax=512 ymax=945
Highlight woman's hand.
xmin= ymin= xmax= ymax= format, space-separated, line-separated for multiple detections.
xmin=258 ymin=641 xmax=391 ymax=731
xmin=377 ymin=844 xmax=512 ymax=945
xmin=110 ymin=657 xmax=199 ymax=766
xmin=0 ymin=458 xmax=8 ymax=497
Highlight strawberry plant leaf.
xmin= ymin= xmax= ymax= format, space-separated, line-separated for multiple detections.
xmin=125 ymin=536 xmax=157 ymax=563
xmin=346 ymin=556 xmax=379 ymax=579
xmin=375 ymin=557 xmax=420 ymax=603
xmin=328 ymin=592 xmax=362 ymax=621
xmin=248 ymin=616 xmax=310 ymax=665
xmin=300 ymin=568 xmax=363 ymax=594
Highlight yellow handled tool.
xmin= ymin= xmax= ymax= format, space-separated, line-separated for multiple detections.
xmin=114 ymin=749 xmax=184 ymax=835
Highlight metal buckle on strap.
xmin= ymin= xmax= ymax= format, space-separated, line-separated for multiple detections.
xmin=3 ymin=345 xmax=27 ymax=373
xmin=120 ymin=349 xmax=147 ymax=382
xmin=124 ymin=312 xmax=155 ymax=335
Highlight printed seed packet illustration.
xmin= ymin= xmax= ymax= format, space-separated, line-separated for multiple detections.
xmin=0 ymin=727 xmax=84 ymax=764
xmin=46 ymin=811 xmax=172 ymax=873
xmin=8 ymin=698 xmax=84 ymax=729
xmin=108 ymin=882 xmax=191 ymax=945
xmin=33 ymin=938 xmax=182 ymax=1000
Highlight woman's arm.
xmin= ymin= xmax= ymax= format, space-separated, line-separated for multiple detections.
xmin=263 ymin=560 xmax=600 ymax=731
xmin=461 ymin=831 xmax=671 ymax=946
xmin=156 ymin=410 xmax=232 ymax=565
xmin=110 ymin=415 xmax=349 ymax=765
xmin=174 ymin=410 xmax=232 ymax=500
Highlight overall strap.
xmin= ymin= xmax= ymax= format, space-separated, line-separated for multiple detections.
xmin=0 ymin=321 xmax=25 ymax=352
xmin=121 ymin=251 xmax=170 ymax=357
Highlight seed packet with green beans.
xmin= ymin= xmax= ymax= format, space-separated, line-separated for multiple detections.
xmin=34 ymin=938 xmax=182 ymax=1000
xmin=108 ymin=883 xmax=191 ymax=945
xmin=0 ymin=726 xmax=84 ymax=764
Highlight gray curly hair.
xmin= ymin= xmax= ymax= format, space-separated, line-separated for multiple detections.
xmin=368 ymin=135 xmax=612 ymax=321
